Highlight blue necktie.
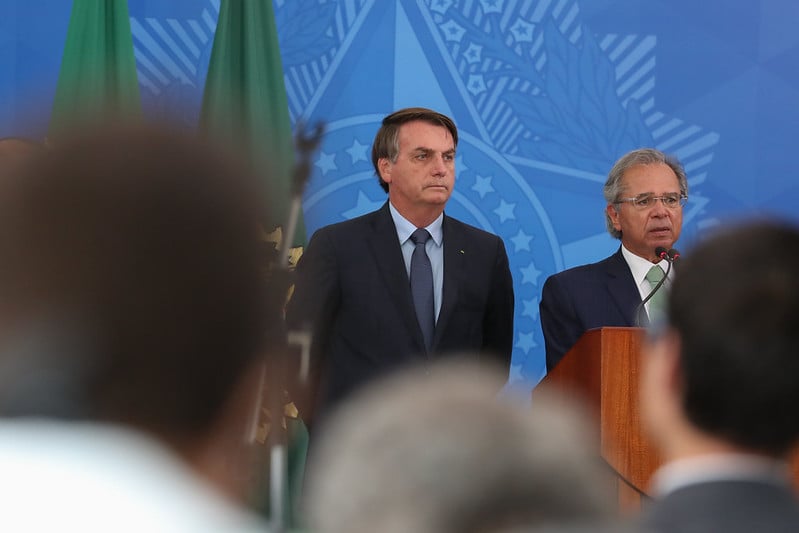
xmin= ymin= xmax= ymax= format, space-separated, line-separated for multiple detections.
xmin=410 ymin=228 xmax=435 ymax=352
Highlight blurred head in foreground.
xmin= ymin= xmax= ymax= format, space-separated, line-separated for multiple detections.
xmin=0 ymin=123 xmax=274 ymax=456
xmin=305 ymin=361 xmax=614 ymax=533
xmin=642 ymin=219 xmax=799 ymax=460
xmin=0 ymin=136 xmax=44 ymax=175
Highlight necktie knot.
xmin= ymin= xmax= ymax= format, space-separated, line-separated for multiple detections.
xmin=646 ymin=265 xmax=665 ymax=284
xmin=411 ymin=228 xmax=431 ymax=245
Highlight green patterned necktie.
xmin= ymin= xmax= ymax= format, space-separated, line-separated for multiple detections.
xmin=645 ymin=265 xmax=667 ymax=321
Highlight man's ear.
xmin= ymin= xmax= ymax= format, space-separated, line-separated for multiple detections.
xmin=378 ymin=158 xmax=392 ymax=184
xmin=659 ymin=329 xmax=684 ymax=398
xmin=187 ymin=356 xmax=266 ymax=504
xmin=640 ymin=327 xmax=684 ymax=444
xmin=641 ymin=326 xmax=701 ymax=459
xmin=606 ymin=204 xmax=621 ymax=232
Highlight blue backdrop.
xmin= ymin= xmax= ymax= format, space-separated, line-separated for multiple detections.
xmin=2 ymin=0 xmax=798 ymax=391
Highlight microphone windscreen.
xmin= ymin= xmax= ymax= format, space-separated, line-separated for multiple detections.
xmin=655 ymin=246 xmax=669 ymax=260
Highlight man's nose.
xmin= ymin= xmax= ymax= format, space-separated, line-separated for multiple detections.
xmin=650 ymin=200 xmax=669 ymax=217
xmin=431 ymin=154 xmax=449 ymax=175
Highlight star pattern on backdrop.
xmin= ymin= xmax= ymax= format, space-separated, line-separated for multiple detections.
xmin=315 ymin=151 xmax=338 ymax=175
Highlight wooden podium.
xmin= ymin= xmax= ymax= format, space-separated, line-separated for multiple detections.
xmin=537 ymin=326 xmax=799 ymax=513
xmin=536 ymin=327 xmax=653 ymax=511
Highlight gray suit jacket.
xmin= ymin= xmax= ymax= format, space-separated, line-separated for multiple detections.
xmin=642 ymin=479 xmax=799 ymax=533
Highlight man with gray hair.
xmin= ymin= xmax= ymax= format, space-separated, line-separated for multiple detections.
xmin=539 ymin=148 xmax=688 ymax=371
xmin=304 ymin=360 xmax=616 ymax=533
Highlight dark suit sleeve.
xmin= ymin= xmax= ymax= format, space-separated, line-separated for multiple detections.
xmin=481 ymin=237 xmax=514 ymax=377
xmin=539 ymin=273 xmax=581 ymax=372
xmin=285 ymin=227 xmax=340 ymax=423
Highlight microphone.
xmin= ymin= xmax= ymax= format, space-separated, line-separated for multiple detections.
xmin=634 ymin=247 xmax=676 ymax=326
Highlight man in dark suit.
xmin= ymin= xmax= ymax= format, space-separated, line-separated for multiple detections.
xmin=539 ymin=148 xmax=688 ymax=371
xmin=639 ymin=220 xmax=799 ymax=532
xmin=286 ymin=107 xmax=514 ymax=428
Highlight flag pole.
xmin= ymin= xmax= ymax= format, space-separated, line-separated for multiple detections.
xmin=247 ymin=121 xmax=324 ymax=533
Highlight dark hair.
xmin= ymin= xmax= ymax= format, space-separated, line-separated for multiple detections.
xmin=667 ymin=220 xmax=799 ymax=455
xmin=0 ymin=136 xmax=45 ymax=170
xmin=0 ymin=124 xmax=273 ymax=442
xmin=371 ymin=107 xmax=458 ymax=193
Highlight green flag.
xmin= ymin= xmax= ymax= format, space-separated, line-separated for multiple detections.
xmin=201 ymin=1 xmax=308 ymax=528
xmin=200 ymin=0 xmax=303 ymax=245
xmin=50 ymin=0 xmax=140 ymax=136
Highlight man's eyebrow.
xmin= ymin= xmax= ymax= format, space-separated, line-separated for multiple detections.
xmin=410 ymin=146 xmax=456 ymax=154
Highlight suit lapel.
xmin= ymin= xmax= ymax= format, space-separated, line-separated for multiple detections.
xmin=365 ymin=203 xmax=427 ymax=349
xmin=432 ymin=215 xmax=463 ymax=349
xmin=604 ymin=248 xmax=646 ymax=326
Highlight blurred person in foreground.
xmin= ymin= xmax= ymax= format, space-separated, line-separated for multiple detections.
xmin=0 ymin=124 xmax=279 ymax=531
xmin=0 ymin=136 xmax=44 ymax=174
xmin=640 ymin=220 xmax=799 ymax=532
xmin=304 ymin=360 xmax=616 ymax=533
xmin=540 ymin=148 xmax=687 ymax=371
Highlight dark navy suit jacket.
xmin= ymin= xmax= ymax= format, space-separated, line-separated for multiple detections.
xmin=539 ymin=248 xmax=644 ymax=371
xmin=286 ymin=202 xmax=514 ymax=426
xmin=642 ymin=479 xmax=799 ymax=533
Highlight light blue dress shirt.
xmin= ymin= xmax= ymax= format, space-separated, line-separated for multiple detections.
xmin=389 ymin=202 xmax=444 ymax=322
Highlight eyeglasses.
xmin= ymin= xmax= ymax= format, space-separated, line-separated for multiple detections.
xmin=615 ymin=193 xmax=687 ymax=210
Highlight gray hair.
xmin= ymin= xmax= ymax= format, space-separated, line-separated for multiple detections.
xmin=603 ymin=148 xmax=688 ymax=239
xmin=305 ymin=361 xmax=614 ymax=533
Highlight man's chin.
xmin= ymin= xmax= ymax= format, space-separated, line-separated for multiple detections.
xmin=424 ymin=190 xmax=451 ymax=203
xmin=648 ymin=231 xmax=676 ymax=246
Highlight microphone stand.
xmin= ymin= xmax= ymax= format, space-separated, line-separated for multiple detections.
xmin=246 ymin=121 xmax=324 ymax=533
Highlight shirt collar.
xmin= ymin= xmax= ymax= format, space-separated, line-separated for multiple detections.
xmin=651 ymin=453 xmax=791 ymax=497
xmin=621 ymin=244 xmax=669 ymax=286
xmin=388 ymin=202 xmax=443 ymax=246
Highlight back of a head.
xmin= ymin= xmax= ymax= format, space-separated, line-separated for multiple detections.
xmin=0 ymin=124 xmax=272 ymax=443
xmin=0 ymin=137 xmax=44 ymax=176
xmin=306 ymin=361 xmax=613 ymax=533
xmin=668 ymin=219 xmax=799 ymax=455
